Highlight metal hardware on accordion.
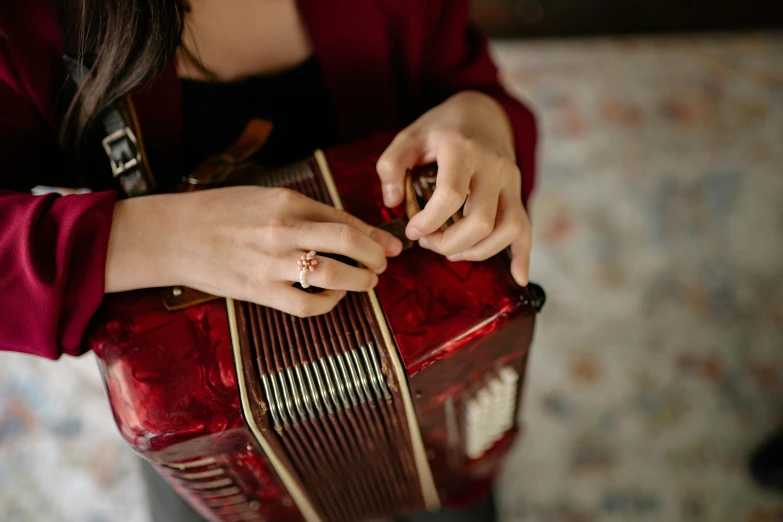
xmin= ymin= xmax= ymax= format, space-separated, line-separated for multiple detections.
xmin=261 ymin=344 xmax=390 ymax=428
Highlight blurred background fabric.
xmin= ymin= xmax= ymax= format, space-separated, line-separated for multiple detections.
xmin=1 ymin=31 xmax=783 ymax=522
xmin=471 ymin=0 xmax=783 ymax=37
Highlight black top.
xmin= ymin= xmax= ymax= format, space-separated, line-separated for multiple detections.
xmin=180 ymin=56 xmax=338 ymax=177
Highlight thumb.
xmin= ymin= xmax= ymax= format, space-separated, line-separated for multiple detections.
xmin=376 ymin=130 xmax=424 ymax=207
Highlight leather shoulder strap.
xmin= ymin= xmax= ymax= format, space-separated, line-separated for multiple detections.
xmin=63 ymin=55 xmax=156 ymax=197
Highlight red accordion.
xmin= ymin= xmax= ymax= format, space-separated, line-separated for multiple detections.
xmin=86 ymin=132 xmax=544 ymax=522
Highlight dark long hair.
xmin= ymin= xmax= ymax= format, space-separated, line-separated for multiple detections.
xmin=60 ymin=0 xmax=188 ymax=144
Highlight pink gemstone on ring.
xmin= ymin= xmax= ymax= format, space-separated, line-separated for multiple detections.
xmin=299 ymin=251 xmax=318 ymax=288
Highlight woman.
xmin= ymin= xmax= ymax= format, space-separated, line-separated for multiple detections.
xmin=0 ymin=0 xmax=537 ymax=520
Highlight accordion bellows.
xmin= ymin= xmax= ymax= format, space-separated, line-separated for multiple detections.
xmin=87 ymin=134 xmax=542 ymax=522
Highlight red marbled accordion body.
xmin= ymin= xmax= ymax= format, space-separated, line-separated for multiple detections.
xmin=87 ymin=134 xmax=541 ymax=522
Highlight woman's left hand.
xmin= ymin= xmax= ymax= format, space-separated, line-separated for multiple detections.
xmin=376 ymin=90 xmax=531 ymax=285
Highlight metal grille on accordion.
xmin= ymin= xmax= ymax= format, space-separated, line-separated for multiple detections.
xmin=231 ymin=158 xmax=432 ymax=521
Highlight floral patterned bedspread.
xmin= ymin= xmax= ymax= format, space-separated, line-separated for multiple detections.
xmin=2 ymin=33 xmax=782 ymax=522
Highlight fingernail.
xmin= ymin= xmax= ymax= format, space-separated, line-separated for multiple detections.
xmin=389 ymin=239 xmax=403 ymax=256
xmin=381 ymin=233 xmax=403 ymax=255
xmin=337 ymin=290 xmax=347 ymax=298
xmin=418 ymin=236 xmax=430 ymax=248
xmin=407 ymin=227 xmax=422 ymax=241
xmin=513 ymin=271 xmax=529 ymax=286
xmin=447 ymin=254 xmax=464 ymax=262
xmin=382 ymin=184 xmax=401 ymax=207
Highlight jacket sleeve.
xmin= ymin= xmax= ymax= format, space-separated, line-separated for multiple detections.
xmin=0 ymin=78 xmax=116 ymax=359
xmin=402 ymin=0 xmax=538 ymax=205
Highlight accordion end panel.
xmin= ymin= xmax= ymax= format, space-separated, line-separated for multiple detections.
xmin=89 ymin=294 xmax=307 ymax=522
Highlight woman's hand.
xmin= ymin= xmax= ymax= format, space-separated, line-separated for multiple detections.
xmin=105 ymin=186 xmax=403 ymax=317
xmin=376 ymin=90 xmax=531 ymax=285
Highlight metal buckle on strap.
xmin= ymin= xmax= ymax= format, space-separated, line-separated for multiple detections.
xmin=102 ymin=127 xmax=141 ymax=177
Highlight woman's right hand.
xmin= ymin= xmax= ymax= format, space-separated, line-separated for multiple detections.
xmin=105 ymin=186 xmax=403 ymax=317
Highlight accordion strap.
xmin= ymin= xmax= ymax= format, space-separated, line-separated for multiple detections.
xmin=181 ymin=119 xmax=274 ymax=188
xmin=63 ymin=55 xmax=156 ymax=197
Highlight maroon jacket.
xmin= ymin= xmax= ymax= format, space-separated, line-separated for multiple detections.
xmin=0 ymin=0 xmax=537 ymax=360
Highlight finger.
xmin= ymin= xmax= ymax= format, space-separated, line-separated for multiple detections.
xmin=376 ymin=130 xmax=425 ymax=207
xmin=295 ymin=222 xmax=389 ymax=273
xmin=281 ymin=255 xmax=378 ymax=292
xmin=509 ymin=234 xmax=531 ymax=286
xmin=406 ymin=136 xmax=475 ymax=240
xmin=267 ymin=284 xmax=347 ymax=318
xmin=447 ymin=190 xmax=530 ymax=271
xmin=417 ymin=176 xmax=501 ymax=256
xmin=302 ymin=199 xmax=403 ymax=257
